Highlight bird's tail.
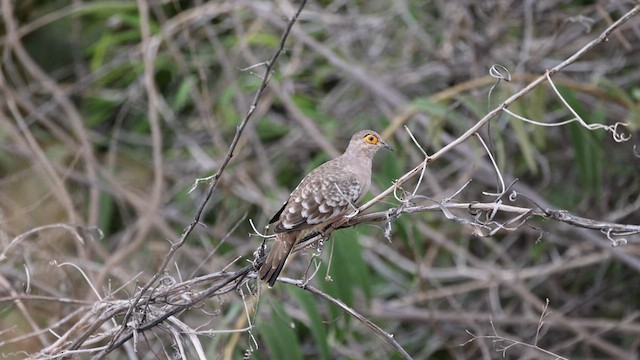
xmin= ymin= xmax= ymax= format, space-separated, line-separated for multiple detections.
xmin=259 ymin=232 xmax=296 ymax=287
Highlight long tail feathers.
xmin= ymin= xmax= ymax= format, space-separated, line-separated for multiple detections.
xmin=259 ymin=233 xmax=296 ymax=287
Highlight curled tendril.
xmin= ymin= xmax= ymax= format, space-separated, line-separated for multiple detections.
xmin=531 ymin=226 xmax=545 ymax=244
xmin=489 ymin=64 xmax=511 ymax=82
xmin=393 ymin=182 xmax=411 ymax=204
xmin=160 ymin=276 xmax=176 ymax=286
xmin=603 ymin=228 xmax=628 ymax=247
xmin=249 ymin=219 xmax=275 ymax=239
xmin=508 ymin=191 xmax=518 ymax=202
xmin=243 ymin=349 xmax=253 ymax=360
xmin=468 ymin=202 xmax=481 ymax=216
xmin=610 ymin=122 xmax=631 ymax=143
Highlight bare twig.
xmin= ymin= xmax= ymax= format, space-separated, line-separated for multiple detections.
xmin=281 ymin=278 xmax=413 ymax=360
xmin=354 ymin=4 xmax=640 ymax=221
xmin=462 ymin=315 xmax=569 ymax=360
xmin=90 ymin=0 xmax=309 ymax=357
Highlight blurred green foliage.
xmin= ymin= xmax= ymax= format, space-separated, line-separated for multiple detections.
xmin=2 ymin=1 xmax=639 ymax=358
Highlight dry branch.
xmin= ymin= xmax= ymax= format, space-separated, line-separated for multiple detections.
xmin=2 ymin=2 xmax=639 ymax=360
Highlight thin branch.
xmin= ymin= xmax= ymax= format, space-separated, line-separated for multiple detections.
xmin=283 ymin=278 xmax=413 ymax=360
xmin=351 ymin=4 xmax=640 ymax=219
xmin=92 ymin=0 xmax=308 ymax=357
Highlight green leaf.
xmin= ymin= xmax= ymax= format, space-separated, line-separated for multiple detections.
xmin=84 ymin=96 xmax=118 ymax=127
xmin=407 ymin=98 xmax=458 ymax=148
xmin=247 ymin=32 xmax=280 ymax=47
xmin=256 ymin=118 xmax=292 ymax=142
xmin=509 ymin=101 xmax=538 ymax=174
xmin=409 ymin=98 xmax=450 ymax=118
xmin=260 ymin=301 xmax=304 ymax=360
xmin=290 ymin=287 xmax=331 ymax=360
xmin=321 ymin=228 xmax=372 ymax=309
xmin=173 ymin=76 xmax=196 ymax=112
xmin=375 ymin=151 xmax=402 ymax=193
xmin=561 ymin=87 xmax=603 ymax=196
xmin=529 ymin=86 xmax=549 ymax=148
xmin=71 ymin=1 xmax=137 ymax=18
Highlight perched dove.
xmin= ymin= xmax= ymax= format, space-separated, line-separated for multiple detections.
xmin=259 ymin=130 xmax=392 ymax=286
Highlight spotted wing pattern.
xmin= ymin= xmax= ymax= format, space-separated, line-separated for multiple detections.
xmin=274 ymin=161 xmax=362 ymax=233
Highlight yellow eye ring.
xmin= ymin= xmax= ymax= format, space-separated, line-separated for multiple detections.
xmin=364 ymin=134 xmax=379 ymax=145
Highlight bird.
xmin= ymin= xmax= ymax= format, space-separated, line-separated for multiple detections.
xmin=258 ymin=130 xmax=393 ymax=287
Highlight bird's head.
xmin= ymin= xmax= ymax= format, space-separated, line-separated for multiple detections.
xmin=346 ymin=130 xmax=393 ymax=159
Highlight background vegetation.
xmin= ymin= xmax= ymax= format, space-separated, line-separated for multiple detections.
xmin=1 ymin=0 xmax=639 ymax=359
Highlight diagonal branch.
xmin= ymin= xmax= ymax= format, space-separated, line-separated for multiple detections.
xmin=352 ymin=4 xmax=640 ymax=220
xmin=88 ymin=0 xmax=309 ymax=357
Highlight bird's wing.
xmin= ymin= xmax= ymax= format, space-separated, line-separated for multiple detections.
xmin=274 ymin=170 xmax=363 ymax=233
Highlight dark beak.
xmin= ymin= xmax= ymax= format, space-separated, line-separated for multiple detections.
xmin=381 ymin=140 xmax=394 ymax=151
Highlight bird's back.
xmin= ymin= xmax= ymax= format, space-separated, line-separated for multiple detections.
xmin=273 ymin=155 xmax=365 ymax=233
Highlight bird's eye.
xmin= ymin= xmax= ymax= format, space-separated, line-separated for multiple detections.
xmin=364 ymin=134 xmax=379 ymax=145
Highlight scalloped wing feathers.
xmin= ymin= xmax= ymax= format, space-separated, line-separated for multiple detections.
xmin=259 ymin=130 xmax=388 ymax=286
xmin=274 ymin=165 xmax=363 ymax=233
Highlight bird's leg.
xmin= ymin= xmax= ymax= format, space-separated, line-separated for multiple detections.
xmin=319 ymin=223 xmax=336 ymax=238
